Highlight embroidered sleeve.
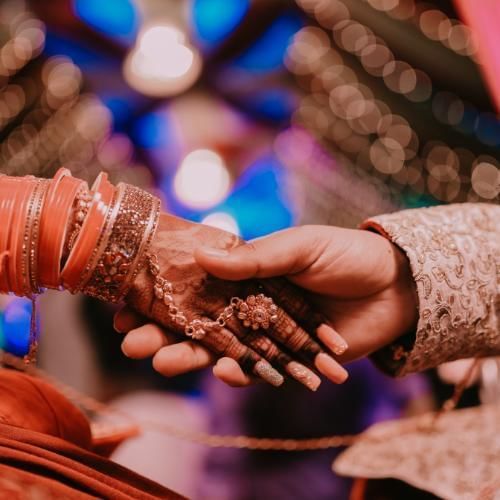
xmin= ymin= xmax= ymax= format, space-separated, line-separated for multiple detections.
xmin=361 ymin=203 xmax=500 ymax=376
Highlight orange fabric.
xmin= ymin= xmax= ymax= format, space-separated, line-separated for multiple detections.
xmin=0 ymin=370 xmax=91 ymax=449
xmin=0 ymin=370 xmax=183 ymax=499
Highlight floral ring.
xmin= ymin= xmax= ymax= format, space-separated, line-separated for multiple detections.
xmin=232 ymin=294 xmax=279 ymax=330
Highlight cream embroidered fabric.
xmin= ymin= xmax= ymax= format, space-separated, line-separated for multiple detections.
xmin=333 ymin=403 xmax=500 ymax=500
xmin=362 ymin=203 xmax=500 ymax=376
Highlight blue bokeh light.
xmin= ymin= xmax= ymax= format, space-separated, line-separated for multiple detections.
xmin=101 ymin=95 xmax=134 ymax=130
xmin=43 ymin=32 xmax=122 ymax=76
xmin=192 ymin=0 xmax=249 ymax=46
xmin=241 ymin=88 xmax=298 ymax=122
xmin=218 ymin=156 xmax=294 ymax=239
xmin=2 ymin=299 xmax=33 ymax=357
xmin=73 ymin=0 xmax=139 ymax=43
xmin=475 ymin=113 xmax=500 ymax=146
xmin=234 ymin=13 xmax=303 ymax=73
xmin=132 ymin=111 xmax=174 ymax=149
xmin=163 ymin=155 xmax=294 ymax=239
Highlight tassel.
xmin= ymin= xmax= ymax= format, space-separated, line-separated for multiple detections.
xmin=24 ymin=295 xmax=39 ymax=365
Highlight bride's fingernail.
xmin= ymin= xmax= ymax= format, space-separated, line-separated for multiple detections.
xmin=199 ymin=246 xmax=229 ymax=258
xmin=315 ymin=353 xmax=349 ymax=383
xmin=317 ymin=324 xmax=348 ymax=356
xmin=254 ymin=360 xmax=284 ymax=387
xmin=286 ymin=361 xmax=321 ymax=391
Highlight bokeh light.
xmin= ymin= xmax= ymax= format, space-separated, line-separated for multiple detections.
xmin=192 ymin=0 xmax=249 ymax=46
xmin=202 ymin=212 xmax=240 ymax=235
xmin=123 ymin=24 xmax=201 ymax=97
xmin=2 ymin=298 xmax=32 ymax=357
xmin=72 ymin=0 xmax=139 ymax=42
xmin=471 ymin=161 xmax=500 ymax=199
xmin=173 ymin=149 xmax=231 ymax=209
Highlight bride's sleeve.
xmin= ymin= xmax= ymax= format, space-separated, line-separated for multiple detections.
xmin=360 ymin=202 xmax=500 ymax=376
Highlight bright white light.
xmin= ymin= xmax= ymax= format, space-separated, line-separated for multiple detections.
xmin=202 ymin=212 xmax=240 ymax=235
xmin=173 ymin=149 xmax=231 ymax=209
xmin=123 ymin=23 xmax=201 ymax=97
xmin=132 ymin=25 xmax=193 ymax=79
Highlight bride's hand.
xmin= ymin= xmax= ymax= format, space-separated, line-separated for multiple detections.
xmin=191 ymin=225 xmax=418 ymax=383
xmin=114 ymin=215 xmax=349 ymax=390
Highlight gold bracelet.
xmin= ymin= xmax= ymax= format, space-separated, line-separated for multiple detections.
xmin=83 ymin=184 xmax=160 ymax=303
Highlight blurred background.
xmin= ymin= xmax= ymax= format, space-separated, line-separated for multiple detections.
xmin=0 ymin=0 xmax=498 ymax=498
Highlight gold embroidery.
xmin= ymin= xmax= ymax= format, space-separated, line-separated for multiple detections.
xmin=363 ymin=203 xmax=500 ymax=375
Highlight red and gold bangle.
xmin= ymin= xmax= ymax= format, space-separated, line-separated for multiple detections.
xmin=25 ymin=179 xmax=50 ymax=296
xmin=38 ymin=168 xmax=87 ymax=289
xmin=9 ymin=177 xmax=37 ymax=296
xmin=19 ymin=177 xmax=44 ymax=296
xmin=61 ymin=172 xmax=115 ymax=292
xmin=0 ymin=178 xmax=19 ymax=293
xmin=82 ymin=183 xmax=161 ymax=303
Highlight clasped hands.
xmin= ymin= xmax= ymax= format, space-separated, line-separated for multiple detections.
xmin=114 ymin=214 xmax=418 ymax=390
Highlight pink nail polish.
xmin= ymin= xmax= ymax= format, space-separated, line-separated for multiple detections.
xmin=332 ymin=336 xmax=348 ymax=356
xmin=286 ymin=361 xmax=321 ymax=391
xmin=317 ymin=324 xmax=348 ymax=356
xmin=315 ymin=353 xmax=348 ymax=383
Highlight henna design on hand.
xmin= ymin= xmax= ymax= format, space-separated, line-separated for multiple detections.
xmin=125 ymin=214 xmax=335 ymax=390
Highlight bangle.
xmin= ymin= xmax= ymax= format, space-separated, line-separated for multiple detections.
xmin=61 ymin=172 xmax=115 ymax=292
xmin=82 ymin=183 xmax=160 ymax=303
xmin=65 ymin=188 xmax=93 ymax=255
xmin=0 ymin=178 xmax=18 ymax=293
xmin=25 ymin=179 xmax=49 ymax=295
xmin=38 ymin=168 xmax=87 ymax=289
xmin=115 ymin=183 xmax=160 ymax=302
xmin=0 ymin=180 xmax=19 ymax=293
xmin=9 ymin=177 xmax=37 ymax=296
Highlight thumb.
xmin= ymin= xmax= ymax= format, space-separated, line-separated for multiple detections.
xmin=194 ymin=227 xmax=320 ymax=281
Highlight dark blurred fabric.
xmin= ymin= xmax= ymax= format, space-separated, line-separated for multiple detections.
xmin=200 ymin=359 xmax=429 ymax=500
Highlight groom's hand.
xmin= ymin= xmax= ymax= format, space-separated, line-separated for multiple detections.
xmin=195 ymin=225 xmax=418 ymax=365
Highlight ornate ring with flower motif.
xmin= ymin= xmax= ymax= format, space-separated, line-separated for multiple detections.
xmin=232 ymin=294 xmax=279 ymax=330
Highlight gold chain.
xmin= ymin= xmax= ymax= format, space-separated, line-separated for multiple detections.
xmin=0 ymin=350 xmax=480 ymax=451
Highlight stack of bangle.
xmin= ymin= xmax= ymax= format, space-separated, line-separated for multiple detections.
xmin=60 ymin=172 xmax=116 ymax=293
xmin=0 ymin=168 xmax=161 ymax=363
